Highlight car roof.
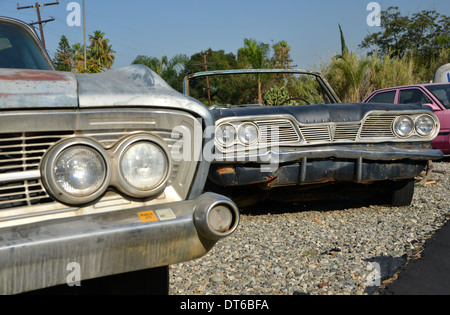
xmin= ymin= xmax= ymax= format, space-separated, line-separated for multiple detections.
xmin=372 ymin=82 xmax=450 ymax=93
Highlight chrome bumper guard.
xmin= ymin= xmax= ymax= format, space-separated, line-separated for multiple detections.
xmin=0 ymin=192 xmax=239 ymax=294
xmin=213 ymin=145 xmax=444 ymax=164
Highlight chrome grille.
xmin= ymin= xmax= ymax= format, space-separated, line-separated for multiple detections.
xmin=256 ymin=119 xmax=300 ymax=144
xmin=299 ymin=125 xmax=331 ymax=143
xmin=360 ymin=115 xmax=395 ymax=138
xmin=0 ymin=131 xmax=74 ymax=209
xmin=334 ymin=124 xmax=361 ymax=141
xmin=0 ymin=130 xmax=182 ymax=210
xmin=0 ymin=131 xmax=74 ymax=173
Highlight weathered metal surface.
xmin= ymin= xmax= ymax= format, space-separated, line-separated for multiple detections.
xmin=0 ymin=68 xmax=78 ymax=108
xmin=209 ymin=154 xmax=429 ymax=187
xmin=212 ymin=144 xmax=443 ymax=164
xmin=76 ymin=65 xmax=213 ymax=123
xmin=0 ymin=109 xmax=202 ymax=224
xmin=0 ymin=192 xmax=239 ymax=294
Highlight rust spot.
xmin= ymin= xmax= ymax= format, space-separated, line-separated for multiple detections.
xmin=217 ymin=166 xmax=235 ymax=174
xmin=0 ymin=70 xmax=70 ymax=82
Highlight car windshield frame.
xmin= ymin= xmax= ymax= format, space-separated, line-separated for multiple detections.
xmin=183 ymin=69 xmax=341 ymax=106
xmin=0 ymin=17 xmax=54 ymax=70
xmin=424 ymin=84 xmax=450 ymax=109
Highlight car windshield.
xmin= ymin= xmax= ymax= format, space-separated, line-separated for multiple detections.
xmin=0 ymin=21 xmax=52 ymax=70
xmin=425 ymin=84 xmax=450 ymax=109
xmin=186 ymin=71 xmax=338 ymax=107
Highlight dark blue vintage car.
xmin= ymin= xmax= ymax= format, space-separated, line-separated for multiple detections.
xmin=184 ymin=69 xmax=443 ymax=207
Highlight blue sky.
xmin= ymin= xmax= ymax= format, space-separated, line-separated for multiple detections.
xmin=1 ymin=0 xmax=449 ymax=70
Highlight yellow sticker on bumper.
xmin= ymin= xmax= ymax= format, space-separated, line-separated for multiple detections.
xmin=137 ymin=210 xmax=158 ymax=223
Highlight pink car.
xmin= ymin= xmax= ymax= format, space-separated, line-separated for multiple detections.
xmin=363 ymin=83 xmax=450 ymax=154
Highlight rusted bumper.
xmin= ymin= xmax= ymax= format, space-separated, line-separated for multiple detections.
xmin=0 ymin=192 xmax=239 ymax=294
xmin=209 ymin=144 xmax=443 ymax=187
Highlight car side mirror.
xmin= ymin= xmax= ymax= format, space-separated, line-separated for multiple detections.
xmin=423 ymin=103 xmax=441 ymax=112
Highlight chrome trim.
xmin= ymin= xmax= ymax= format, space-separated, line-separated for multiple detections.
xmin=415 ymin=114 xmax=438 ymax=137
xmin=393 ymin=116 xmax=414 ymax=138
xmin=194 ymin=193 xmax=240 ymax=240
xmin=0 ymin=170 xmax=40 ymax=183
xmin=213 ymin=145 xmax=444 ymax=164
xmin=214 ymin=110 xmax=440 ymax=154
xmin=41 ymin=138 xmax=111 ymax=205
xmin=0 ymin=109 xmax=201 ymax=212
xmin=0 ymin=192 xmax=239 ymax=294
xmin=237 ymin=122 xmax=259 ymax=146
xmin=111 ymin=133 xmax=172 ymax=198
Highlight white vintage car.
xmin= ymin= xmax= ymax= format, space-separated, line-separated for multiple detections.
xmin=0 ymin=17 xmax=239 ymax=294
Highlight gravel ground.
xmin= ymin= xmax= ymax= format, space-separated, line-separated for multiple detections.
xmin=169 ymin=158 xmax=450 ymax=295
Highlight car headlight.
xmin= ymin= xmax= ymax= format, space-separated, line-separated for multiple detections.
xmin=42 ymin=139 xmax=110 ymax=205
xmin=415 ymin=115 xmax=435 ymax=136
xmin=119 ymin=141 xmax=168 ymax=191
xmin=216 ymin=124 xmax=236 ymax=146
xmin=393 ymin=116 xmax=414 ymax=137
xmin=237 ymin=123 xmax=259 ymax=145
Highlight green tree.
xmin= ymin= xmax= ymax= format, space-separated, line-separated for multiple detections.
xmin=184 ymin=49 xmax=239 ymax=103
xmin=238 ymin=38 xmax=270 ymax=104
xmin=360 ymin=7 xmax=450 ymax=78
xmin=71 ymin=42 xmax=86 ymax=73
xmin=271 ymin=40 xmax=291 ymax=69
xmin=54 ymin=31 xmax=115 ymax=73
xmin=53 ymin=35 xmax=72 ymax=71
xmin=88 ymin=30 xmax=115 ymax=72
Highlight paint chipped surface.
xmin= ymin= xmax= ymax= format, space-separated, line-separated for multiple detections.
xmin=0 ymin=68 xmax=78 ymax=109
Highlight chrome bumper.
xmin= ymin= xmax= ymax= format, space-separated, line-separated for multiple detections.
xmin=213 ymin=145 xmax=444 ymax=164
xmin=0 ymin=192 xmax=239 ymax=294
xmin=209 ymin=145 xmax=443 ymax=187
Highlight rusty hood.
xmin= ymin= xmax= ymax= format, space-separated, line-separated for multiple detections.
xmin=75 ymin=65 xmax=198 ymax=109
xmin=0 ymin=65 xmax=209 ymax=118
xmin=0 ymin=68 xmax=78 ymax=108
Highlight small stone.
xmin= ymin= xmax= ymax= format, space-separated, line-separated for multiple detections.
xmin=209 ymin=274 xmax=223 ymax=283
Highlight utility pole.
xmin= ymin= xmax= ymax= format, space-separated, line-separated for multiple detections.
xmin=83 ymin=0 xmax=86 ymax=73
xmin=200 ymin=51 xmax=211 ymax=106
xmin=17 ymin=1 xmax=59 ymax=48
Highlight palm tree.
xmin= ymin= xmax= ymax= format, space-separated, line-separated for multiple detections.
xmin=132 ymin=55 xmax=169 ymax=76
xmin=89 ymin=30 xmax=115 ymax=71
xmin=238 ymin=38 xmax=270 ymax=103
xmin=132 ymin=54 xmax=188 ymax=88
xmin=161 ymin=54 xmax=188 ymax=86
xmin=71 ymin=43 xmax=86 ymax=73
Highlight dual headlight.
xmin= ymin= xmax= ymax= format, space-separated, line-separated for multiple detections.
xmin=41 ymin=135 xmax=171 ymax=205
xmin=393 ymin=114 xmax=437 ymax=138
xmin=215 ymin=123 xmax=259 ymax=147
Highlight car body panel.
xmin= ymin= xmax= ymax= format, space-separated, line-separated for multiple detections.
xmin=0 ymin=68 xmax=78 ymax=108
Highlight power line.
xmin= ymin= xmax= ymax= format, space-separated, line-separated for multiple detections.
xmin=17 ymin=1 xmax=59 ymax=48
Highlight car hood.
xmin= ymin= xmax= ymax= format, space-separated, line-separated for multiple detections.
xmin=211 ymin=103 xmax=430 ymax=123
xmin=0 ymin=65 xmax=209 ymax=119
